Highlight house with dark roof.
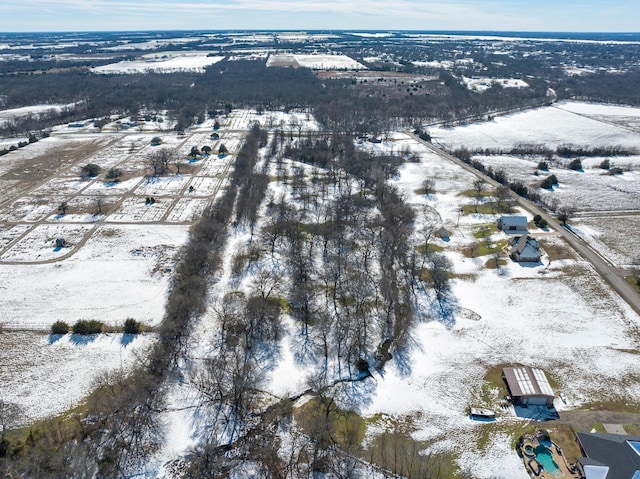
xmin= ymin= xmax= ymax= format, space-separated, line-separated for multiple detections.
xmin=509 ymin=235 xmax=541 ymax=263
xmin=497 ymin=215 xmax=528 ymax=232
xmin=576 ymin=432 xmax=640 ymax=479
xmin=502 ymin=366 xmax=554 ymax=406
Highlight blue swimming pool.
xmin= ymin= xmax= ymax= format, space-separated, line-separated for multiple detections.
xmin=534 ymin=444 xmax=562 ymax=476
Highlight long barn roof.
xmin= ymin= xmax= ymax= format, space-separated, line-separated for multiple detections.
xmin=503 ymin=366 xmax=554 ymax=398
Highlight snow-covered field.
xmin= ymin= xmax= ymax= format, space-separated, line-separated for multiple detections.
xmin=462 ymin=76 xmax=529 ymax=92
xmin=92 ymin=54 xmax=225 ymax=74
xmin=0 ymin=104 xmax=74 ymax=126
xmin=0 ymin=331 xmax=155 ymax=424
xmin=431 ymin=101 xmax=640 ymax=151
xmin=0 ymin=224 xmax=188 ymax=328
xmin=267 ymin=53 xmax=367 ymax=70
xmin=294 ymin=54 xmax=367 ymax=70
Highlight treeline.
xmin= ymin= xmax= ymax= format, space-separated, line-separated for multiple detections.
xmin=558 ymin=71 xmax=640 ymax=105
xmin=455 ymin=144 xmax=636 ymax=159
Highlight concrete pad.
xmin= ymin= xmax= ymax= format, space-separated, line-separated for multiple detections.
xmin=603 ymin=423 xmax=627 ymax=434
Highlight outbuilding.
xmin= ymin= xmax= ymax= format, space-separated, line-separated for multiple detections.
xmin=497 ymin=215 xmax=528 ymax=232
xmin=502 ymin=366 xmax=554 ymax=406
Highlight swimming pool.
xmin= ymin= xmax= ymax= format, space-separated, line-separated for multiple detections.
xmin=534 ymin=444 xmax=562 ymax=476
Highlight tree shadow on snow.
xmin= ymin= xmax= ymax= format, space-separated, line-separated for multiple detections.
xmin=429 ymin=293 xmax=459 ymax=330
xmin=120 ymin=333 xmax=137 ymax=347
xmin=332 ymin=376 xmax=376 ymax=413
xmin=249 ymin=339 xmax=283 ymax=377
xmin=48 ymin=333 xmax=65 ymax=345
xmin=290 ymin=330 xmax=320 ymax=366
xmin=69 ymin=334 xmax=98 ymax=346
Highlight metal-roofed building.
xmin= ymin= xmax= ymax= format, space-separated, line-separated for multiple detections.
xmin=497 ymin=215 xmax=528 ymax=232
xmin=502 ymin=366 xmax=554 ymax=406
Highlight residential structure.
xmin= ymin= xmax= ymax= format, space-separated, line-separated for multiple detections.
xmin=509 ymin=235 xmax=542 ymax=262
xmin=576 ymin=432 xmax=640 ymax=479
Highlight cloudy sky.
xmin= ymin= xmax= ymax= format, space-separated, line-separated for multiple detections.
xmin=1 ymin=0 xmax=638 ymax=32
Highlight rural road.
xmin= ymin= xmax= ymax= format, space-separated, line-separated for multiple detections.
xmin=410 ymin=133 xmax=640 ymax=322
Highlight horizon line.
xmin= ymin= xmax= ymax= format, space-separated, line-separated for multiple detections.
xmin=2 ymin=29 xmax=640 ymax=35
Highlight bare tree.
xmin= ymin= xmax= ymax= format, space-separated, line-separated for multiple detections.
xmin=494 ymin=185 xmax=512 ymax=214
xmin=147 ymin=148 xmax=172 ymax=177
xmin=93 ymin=195 xmax=105 ymax=216
xmin=0 ymin=400 xmax=24 ymax=441
xmin=557 ymin=204 xmax=575 ymax=226
xmin=422 ymin=178 xmax=435 ymax=197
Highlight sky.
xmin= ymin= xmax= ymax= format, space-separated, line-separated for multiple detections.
xmin=0 ymin=0 xmax=639 ymax=33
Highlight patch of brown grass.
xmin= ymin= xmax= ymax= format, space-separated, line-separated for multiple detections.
xmin=539 ymin=239 xmax=575 ymax=262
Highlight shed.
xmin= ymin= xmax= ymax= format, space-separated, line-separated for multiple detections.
xmin=55 ymin=237 xmax=67 ymax=248
xmin=497 ymin=215 xmax=528 ymax=232
xmin=438 ymin=227 xmax=451 ymax=240
xmin=510 ymin=235 xmax=541 ymax=262
xmin=502 ymin=366 xmax=554 ymax=406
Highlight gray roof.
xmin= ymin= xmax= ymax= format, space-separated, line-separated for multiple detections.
xmin=516 ymin=234 xmax=529 ymax=254
xmin=512 ymin=235 xmax=541 ymax=260
xmin=577 ymin=432 xmax=640 ymax=479
xmin=499 ymin=215 xmax=528 ymax=228
xmin=502 ymin=366 xmax=554 ymax=398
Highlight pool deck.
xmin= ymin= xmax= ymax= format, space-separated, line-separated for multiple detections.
xmin=520 ymin=435 xmax=581 ymax=479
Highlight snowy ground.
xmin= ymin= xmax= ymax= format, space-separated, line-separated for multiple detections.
xmin=149 ymin=126 xmax=640 ymax=478
xmin=92 ymin=54 xmax=225 ymax=74
xmin=3 ymin=106 xmax=640 ymax=477
xmin=0 ymin=113 xmax=239 ymax=424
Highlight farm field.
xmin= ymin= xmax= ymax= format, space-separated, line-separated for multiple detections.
xmin=91 ymin=53 xmax=226 ymax=74
xmin=0 ymin=116 xmax=237 ymax=422
xmin=1 ymin=104 xmax=639 ymax=478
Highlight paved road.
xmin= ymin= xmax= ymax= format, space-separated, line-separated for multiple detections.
xmin=410 ymin=133 xmax=640 ymax=322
